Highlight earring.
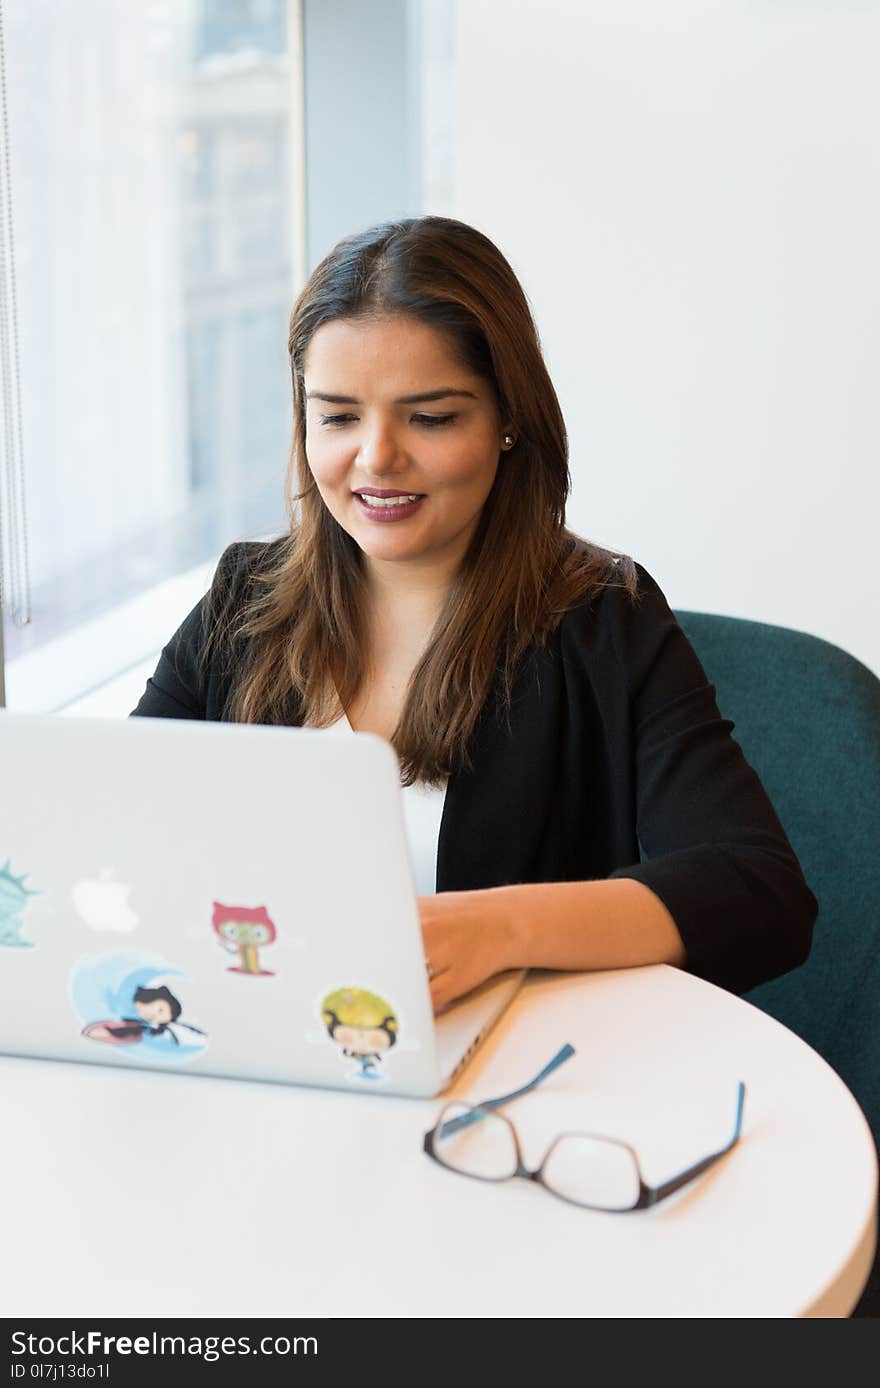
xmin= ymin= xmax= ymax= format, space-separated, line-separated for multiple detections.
xmin=502 ymin=435 xmax=514 ymax=449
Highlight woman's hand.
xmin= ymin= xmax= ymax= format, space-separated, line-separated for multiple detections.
xmin=417 ymin=889 xmax=518 ymax=1013
xmin=417 ymin=878 xmax=686 ymax=1014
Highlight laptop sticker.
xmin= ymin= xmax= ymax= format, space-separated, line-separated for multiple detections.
xmin=71 ymin=953 xmax=208 ymax=1061
xmin=70 ymin=866 xmax=139 ymax=933
xmin=212 ymin=901 xmax=277 ymax=976
xmin=320 ymin=986 xmax=399 ymax=1083
xmin=0 ymin=859 xmax=39 ymax=948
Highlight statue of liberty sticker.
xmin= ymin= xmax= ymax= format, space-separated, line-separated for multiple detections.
xmin=0 ymin=859 xmax=39 ymax=948
xmin=320 ymin=986 xmax=399 ymax=1083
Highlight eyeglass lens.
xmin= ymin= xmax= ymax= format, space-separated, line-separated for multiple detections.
xmin=435 ymin=1102 xmax=643 ymax=1209
xmin=541 ymin=1135 xmax=640 ymax=1209
xmin=434 ymin=1103 xmax=518 ymax=1180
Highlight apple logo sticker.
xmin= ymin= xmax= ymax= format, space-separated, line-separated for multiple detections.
xmin=71 ymin=867 xmax=139 ymax=933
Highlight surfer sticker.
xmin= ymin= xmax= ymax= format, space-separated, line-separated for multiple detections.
xmin=71 ymin=953 xmax=208 ymax=1062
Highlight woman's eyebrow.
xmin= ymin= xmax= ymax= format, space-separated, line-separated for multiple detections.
xmin=306 ymin=388 xmax=479 ymax=404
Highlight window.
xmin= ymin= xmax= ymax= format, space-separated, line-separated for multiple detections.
xmin=0 ymin=0 xmax=454 ymax=715
xmin=0 ymin=0 xmax=300 ymax=711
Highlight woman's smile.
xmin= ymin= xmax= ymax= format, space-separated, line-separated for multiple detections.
xmin=353 ymin=492 xmax=427 ymax=521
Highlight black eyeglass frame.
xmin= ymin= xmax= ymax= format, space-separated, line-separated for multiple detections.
xmin=423 ymin=1043 xmax=746 ymax=1213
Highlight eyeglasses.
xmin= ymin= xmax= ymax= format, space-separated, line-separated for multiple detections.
xmin=423 ymin=1043 xmax=746 ymax=1212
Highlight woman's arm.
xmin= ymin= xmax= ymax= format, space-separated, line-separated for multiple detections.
xmin=593 ymin=566 xmax=816 ymax=992
xmin=420 ymin=878 xmax=685 ymax=1013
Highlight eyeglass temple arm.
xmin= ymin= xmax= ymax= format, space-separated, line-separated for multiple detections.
xmin=645 ymin=1082 xmax=746 ymax=1207
xmin=434 ymin=1043 xmax=576 ymax=1139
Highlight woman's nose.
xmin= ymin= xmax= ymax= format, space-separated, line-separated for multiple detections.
xmin=357 ymin=419 xmax=404 ymax=472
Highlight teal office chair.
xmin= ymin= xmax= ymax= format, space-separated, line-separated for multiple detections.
xmin=675 ymin=610 xmax=880 ymax=1317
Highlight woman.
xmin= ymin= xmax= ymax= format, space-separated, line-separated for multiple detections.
xmin=133 ymin=215 xmax=816 ymax=1012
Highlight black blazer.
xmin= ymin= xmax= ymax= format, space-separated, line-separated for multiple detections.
xmin=132 ymin=542 xmax=817 ymax=996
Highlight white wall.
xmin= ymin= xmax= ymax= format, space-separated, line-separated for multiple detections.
xmin=453 ymin=0 xmax=880 ymax=674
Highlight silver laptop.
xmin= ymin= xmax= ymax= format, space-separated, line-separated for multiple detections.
xmin=0 ymin=710 xmax=524 ymax=1097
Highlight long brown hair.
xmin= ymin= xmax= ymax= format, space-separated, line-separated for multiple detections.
xmin=211 ymin=216 xmax=637 ymax=786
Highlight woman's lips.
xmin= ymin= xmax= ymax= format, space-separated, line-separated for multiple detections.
xmin=353 ymin=494 xmax=427 ymax=522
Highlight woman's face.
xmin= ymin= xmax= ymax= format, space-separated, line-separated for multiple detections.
xmin=303 ymin=315 xmax=508 ymax=579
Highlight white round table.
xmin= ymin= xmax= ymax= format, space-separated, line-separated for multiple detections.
xmin=0 ymin=965 xmax=875 ymax=1317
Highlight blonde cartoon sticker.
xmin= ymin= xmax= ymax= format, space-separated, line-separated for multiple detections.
xmin=0 ymin=859 xmax=39 ymax=948
xmin=321 ymin=987 xmax=399 ymax=1083
xmin=71 ymin=954 xmax=208 ymax=1062
xmin=212 ymin=901 xmax=277 ymax=976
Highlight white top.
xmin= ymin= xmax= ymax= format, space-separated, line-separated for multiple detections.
xmin=326 ymin=711 xmax=447 ymax=897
